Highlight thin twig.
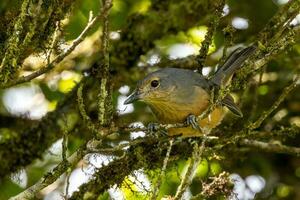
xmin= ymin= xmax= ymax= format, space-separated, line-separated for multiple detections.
xmin=150 ymin=138 xmax=174 ymax=200
xmin=220 ymin=25 xmax=235 ymax=64
xmin=249 ymin=68 xmax=264 ymax=120
xmin=247 ymin=77 xmax=299 ymax=130
xmin=62 ymin=114 xmax=69 ymax=162
xmin=174 ymin=135 xmax=209 ymax=200
xmin=77 ymin=82 xmax=97 ymax=132
xmin=190 ymin=172 xmax=231 ymax=200
xmin=9 ymin=146 xmax=86 ymax=200
xmin=241 ymin=139 xmax=300 ymax=156
xmin=64 ymin=168 xmax=71 ymax=200
xmin=47 ymin=22 xmax=61 ymax=65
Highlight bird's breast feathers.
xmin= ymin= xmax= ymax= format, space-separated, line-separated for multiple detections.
xmin=148 ymin=86 xmax=210 ymax=123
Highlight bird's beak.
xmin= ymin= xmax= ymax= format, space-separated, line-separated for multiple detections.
xmin=124 ymin=90 xmax=141 ymax=104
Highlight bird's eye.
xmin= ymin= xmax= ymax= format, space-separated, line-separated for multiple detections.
xmin=150 ymin=80 xmax=159 ymax=88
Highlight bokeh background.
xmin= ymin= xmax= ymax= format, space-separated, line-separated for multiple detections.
xmin=0 ymin=0 xmax=300 ymax=199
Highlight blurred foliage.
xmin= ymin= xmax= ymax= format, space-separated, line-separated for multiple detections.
xmin=0 ymin=0 xmax=299 ymax=199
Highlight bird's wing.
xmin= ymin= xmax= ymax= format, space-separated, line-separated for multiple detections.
xmin=221 ymin=94 xmax=243 ymax=117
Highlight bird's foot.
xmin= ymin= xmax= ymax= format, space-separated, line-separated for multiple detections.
xmin=147 ymin=123 xmax=168 ymax=136
xmin=147 ymin=122 xmax=159 ymax=133
xmin=186 ymin=114 xmax=201 ymax=131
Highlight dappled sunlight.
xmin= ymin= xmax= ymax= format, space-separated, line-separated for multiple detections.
xmin=3 ymin=85 xmax=49 ymax=119
xmin=108 ymin=185 xmax=125 ymax=200
xmin=1 ymin=0 xmax=300 ymax=199
xmin=87 ymin=153 xmax=115 ymax=169
xmin=118 ymin=95 xmax=134 ymax=115
xmin=168 ymin=43 xmax=198 ymax=59
xmin=23 ymin=54 xmax=47 ymax=71
xmin=129 ymin=122 xmax=145 ymax=139
xmin=58 ymin=71 xmax=81 ymax=93
xmin=222 ymin=4 xmax=230 ymax=16
xmin=273 ymin=0 xmax=290 ymax=5
xmin=147 ymin=53 xmax=161 ymax=66
xmin=44 ymin=191 xmax=64 ymax=200
xmin=290 ymin=117 xmax=300 ymax=127
xmin=118 ymin=85 xmax=134 ymax=115
xmin=230 ymin=174 xmax=266 ymax=200
xmin=64 ymin=168 xmax=93 ymax=195
xmin=187 ymin=26 xmax=208 ymax=45
xmin=1 ymin=70 xmax=81 ymax=120
xmin=273 ymin=109 xmax=288 ymax=121
xmin=232 ymin=17 xmax=249 ymax=30
xmin=118 ymin=85 xmax=130 ymax=95
xmin=11 ymin=169 xmax=27 ymax=189
xmin=110 ymin=31 xmax=121 ymax=40
xmin=155 ymin=25 xmax=216 ymax=60
xmin=276 ymin=184 xmax=293 ymax=198
xmin=56 ymin=154 xmax=116 ymax=197
xmin=202 ymin=66 xmax=212 ymax=76
xmin=290 ymin=13 xmax=300 ymax=26
xmin=130 ymin=0 xmax=151 ymax=14
xmin=245 ymin=175 xmax=266 ymax=194
xmin=48 ymin=138 xmax=64 ymax=156
xmin=253 ymin=72 xmax=278 ymax=83
xmin=127 ymin=170 xmax=151 ymax=193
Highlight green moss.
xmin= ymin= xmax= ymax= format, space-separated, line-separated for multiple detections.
xmin=0 ymin=0 xmax=73 ymax=83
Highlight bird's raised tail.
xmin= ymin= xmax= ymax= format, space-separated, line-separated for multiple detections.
xmin=210 ymin=45 xmax=257 ymax=86
xmin=210 ymin=45 xmax=256 ymax=117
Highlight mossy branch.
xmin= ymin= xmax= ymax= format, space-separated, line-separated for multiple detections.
xmin=0 ymin=83 xmax=81 ymax=179
xmin=77 ymin=81 xmax=98 ymax=133
xmin=3 ymin=1 xmax=300 ymax=199
xmin=97 ymin=0 xmax=113 ymax=126
xmin=197 ymin=0 xmax=225 ymax=70
xmin=247 ymin=77 xmax=299 ymax=130
xmin=0 ymin=6 xmax=110 ymax=89
xmin=241 ymin=139 xmax=300 ymax=156
xmin=150 ymin=138 xmax=174 ymax=200
xmin=9 ymin=144 xmax=87 ymax=200
xmin=0 ymin=0 xmax=73 ymax=83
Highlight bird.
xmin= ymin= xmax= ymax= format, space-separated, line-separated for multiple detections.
xmin=124 ymin=45 xmax=256 ymax=137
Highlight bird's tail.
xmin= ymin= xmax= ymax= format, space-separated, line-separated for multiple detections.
xmin=210 ymin=45 xmax=257 ymax=86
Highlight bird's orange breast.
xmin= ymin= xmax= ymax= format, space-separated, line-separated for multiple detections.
xmin=149 ymin=87 xmax=210 ymax=123
xmin=167 ymin=107 xmax=225 ymax=137
xmin=148 ymin=87 xmax=225 ymax=137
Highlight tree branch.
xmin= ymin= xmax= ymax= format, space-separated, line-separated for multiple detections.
xmin=247 ymin=76 xmax=299 ymax=130
xmin=97 ymin=0 xmax=113 ymax=126
xmin=197 ymin=0 xmax=225 ymax=71
xmin=174 ymin=136 xmax=208 ymax=199
xmin=8 ymin=144 xmax=86 ymax=200
xmin=241 ymin=139 xmax=300 ymax=156
xmin=0 ymin=82 xmax=81 ymax=179
xmin=0 ymin=4 xmax=112 ymax=89
xmin=0 ymin=0 xmax=73 ymax=83
xmin=150 ymin=138 xmax=174 ymax=200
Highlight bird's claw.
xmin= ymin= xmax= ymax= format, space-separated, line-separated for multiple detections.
xmin=186 ymin=114 xmax=201 ymax=131
xmin=147 ymin=123 xmax=159 ymax=133
xmin=147 ymin=123 xmax=168 ymax=137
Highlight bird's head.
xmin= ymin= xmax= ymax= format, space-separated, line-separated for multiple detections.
xmin=124 ymin=69 xmax=177 ymax=105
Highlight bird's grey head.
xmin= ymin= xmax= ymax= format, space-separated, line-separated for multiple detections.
xmin=124 ymin=68 xmax=208 ymax=105
xmin=124 ymin=68 xmax=178 ymax=105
